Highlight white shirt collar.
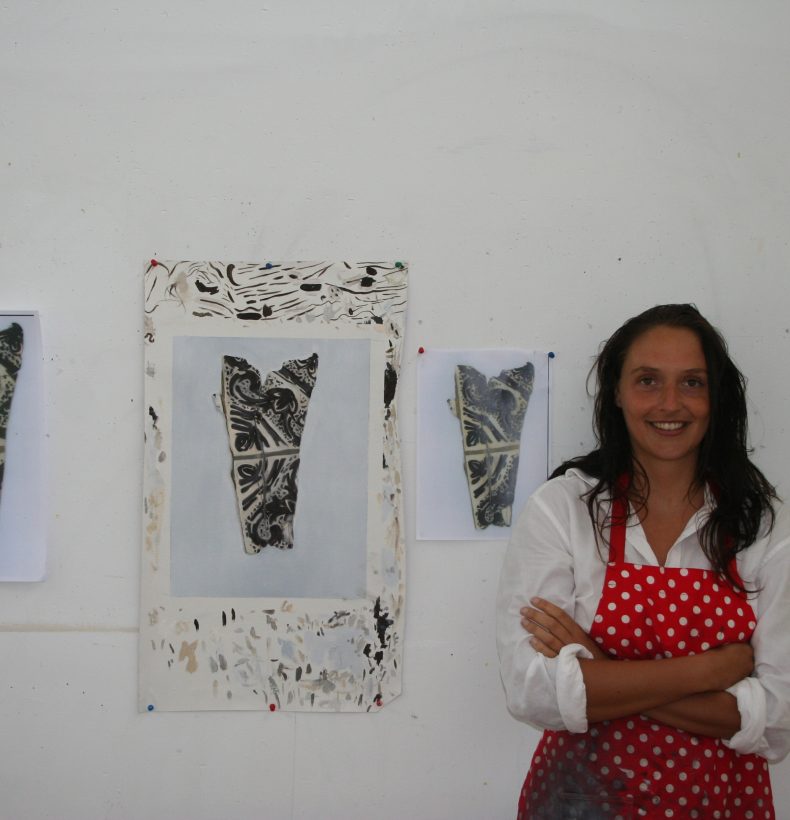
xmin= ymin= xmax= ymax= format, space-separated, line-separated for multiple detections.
xmin=564 ymin=468 xmax=717 ymax=566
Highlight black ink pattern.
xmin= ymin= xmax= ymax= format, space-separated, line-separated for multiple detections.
xmin=383 ymin=361 xmax=398 ymax=421
xmin=448 ymin=362 xmax=534 ymax=529
xmin=0 ymin=322 xmax=24 ymax=499
xmin=144 ymin=261 xmax=407 ymax=330
xmin=220 ymin=353 xmax=319 ymax=553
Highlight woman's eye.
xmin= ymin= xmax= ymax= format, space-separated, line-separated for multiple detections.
xmin=684 ymin=378 xmax=706 ymax=389
xmin=638 ymin=376 xmax=656 ymax=386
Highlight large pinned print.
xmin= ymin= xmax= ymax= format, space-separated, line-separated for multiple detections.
xmin=141 ymin=261 xmax=407 ymax=711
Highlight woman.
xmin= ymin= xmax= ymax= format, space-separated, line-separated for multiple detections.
xmin=496 ymin=304 xmax=790 ymax=818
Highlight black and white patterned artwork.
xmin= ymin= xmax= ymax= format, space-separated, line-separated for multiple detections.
xmin=417 ymin=348 xmax=550 ymax=541
xmin=141 ymin=261 xmax=407 ymax=712
xmin=0 ymin=321 xmax=24 ymax=500
xmin=0 ymin=312 xmax=46 ymax=581
xmin=220 ymin=352 xmax=319 ymax=553
xmin=448 ymin=362 xmax=535 ymax=529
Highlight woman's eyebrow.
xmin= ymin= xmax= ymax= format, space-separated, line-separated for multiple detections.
xmin=626 ymin=365 xmax=708 ymax=374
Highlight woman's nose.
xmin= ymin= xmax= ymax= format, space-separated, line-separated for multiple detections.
xmin=658 ymin=383 xmax=682 ymax=410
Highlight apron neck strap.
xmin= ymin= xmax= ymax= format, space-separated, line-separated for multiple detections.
xmin=609 ymin=495 xmax=628 ymax=564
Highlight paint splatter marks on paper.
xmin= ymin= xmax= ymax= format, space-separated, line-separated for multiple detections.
xmin=179 ymin=640 xmax=199 ymax=673
xmin=363 ymin=597 xmax=395 ymax=667
xmin=384 ymin=362 xmax=397 ymax=419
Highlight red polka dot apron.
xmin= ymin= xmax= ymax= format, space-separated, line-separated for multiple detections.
xmin=518 ymin=497 xmax=774 ymax=819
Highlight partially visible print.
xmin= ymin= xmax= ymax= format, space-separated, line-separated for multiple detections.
xmin=448 ymin=362 xmax=534 ymax=528
xmin=220 ymin=352 xmax=319 ymax=553
xmin=0 ymin=322 xmax=24 ymax=498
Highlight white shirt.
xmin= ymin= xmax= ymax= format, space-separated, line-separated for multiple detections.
xmin=496 ymin=468 xmax=790 ymax=761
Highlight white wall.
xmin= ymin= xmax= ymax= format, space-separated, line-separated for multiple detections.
xmin=2 ymin=2 xmax=790 ymax=817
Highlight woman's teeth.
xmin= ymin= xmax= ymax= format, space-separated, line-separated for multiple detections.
xmin=651 ymin=421 xmax=686 ymax=430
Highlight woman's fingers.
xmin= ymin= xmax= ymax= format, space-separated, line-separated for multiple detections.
xmin=520 ymin=599 xmax=574 ymax=637
xmin=528 ymin=633 xmax=559 ymax=659
xmin=530 ymin=598 xmax=579 ymax=632
xmin=520 ymin=607 xmax=566 ymax=640
xmin=530 ymin=598 xmax=590 ymax=641
xmin=520 ymin=607 xmax=571 ymax=656
xmin=520 ymin=597 xmax=610 ymax=660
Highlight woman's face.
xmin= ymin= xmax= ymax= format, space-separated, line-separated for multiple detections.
xmin=615 ymin=325 xmax=710 ymax=473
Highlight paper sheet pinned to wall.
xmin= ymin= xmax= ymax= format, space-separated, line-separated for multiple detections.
xmin=140 ymin=261 xmax=407 ymax=712
xmin=0 ymin=311 xmax=46 ymax=581
xmin=417 ymin=348 xmax=550 ymax=540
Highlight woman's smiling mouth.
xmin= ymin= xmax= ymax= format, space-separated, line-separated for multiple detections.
xmin=650 ymin=421 xmax=687 ymax=431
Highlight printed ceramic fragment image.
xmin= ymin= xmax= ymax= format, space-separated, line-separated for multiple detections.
xmin=0 ymin=322 xmax=24 ymax=499
xmin=220 ymin=352 xmax=319 ymax=553
xmin=448 ymin=362 xmax=534 ymax=528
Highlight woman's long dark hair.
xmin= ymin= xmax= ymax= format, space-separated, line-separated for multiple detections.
xmin=552 ymin=304 xmax=776 ymax=592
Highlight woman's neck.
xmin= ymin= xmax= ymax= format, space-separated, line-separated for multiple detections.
xmin=631 ymin=458 xmax=705 ymax=563
xmin=631 ymin=457 xmax=704 ymax=511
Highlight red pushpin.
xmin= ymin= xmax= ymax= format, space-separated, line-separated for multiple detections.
xmin=150 ymin=259 xmax=159 ymax=267
xmin=418 ymin=346 xmax=425 ymax=354
xmin=269 ymin=703 xmax=276 ymax=712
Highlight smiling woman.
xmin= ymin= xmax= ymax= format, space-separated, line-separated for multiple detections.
xmin=496 ymin=304 xmax=790 ymax=819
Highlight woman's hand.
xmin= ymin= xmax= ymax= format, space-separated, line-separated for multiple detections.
xmin=704 ymin=642 xmax=755 ymax=690
xmin=520 ymin=597 xmax=609 ymax=661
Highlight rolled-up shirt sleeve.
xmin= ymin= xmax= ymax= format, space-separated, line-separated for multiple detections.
xmin=725 ymin=505 xmax=790 ymax=761
xmin=496 ymin=483 xmax=590 ymax=732
xmin=725 ymin=678 xmax=767 ymax=756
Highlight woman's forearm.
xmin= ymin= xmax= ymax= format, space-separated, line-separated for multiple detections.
xmin=643 ymin=691 xmax=741 ymax=738
xmin=580 ymin=647 xmax=749 ymax=724
xmin=581 ymin=655 xmax=710 ymax=722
